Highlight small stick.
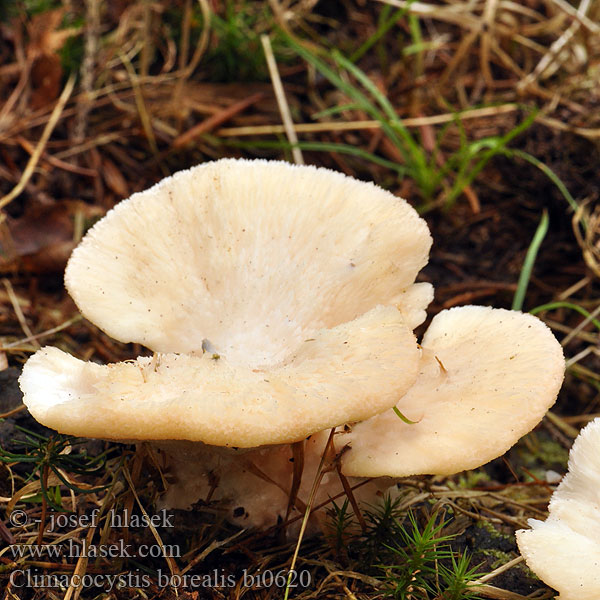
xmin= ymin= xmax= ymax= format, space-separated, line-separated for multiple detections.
xmin=284 ymin=440 xmax=306 ymax=529
xmin=217 ymin=104 xmax=520 ymax=137
xmin=173 ymin=92 xmax=264 ymax=148
xmin=471 ymin=556 xmax=524 ymax=585
xmin=123 ymin=462 xmax=181 ymax=577
xmin=518 ymin=0 xmax=591 ymax=90
xmin=335 ymin=462 xmax=367 ymax=533
xmin=284 ymin=429 xmax=336 ymax=600
xmin=73 ymin=0 xmax=100 ymax=145
xmin=561 ymin=303 xmax=600 ymax=347
xmin=63 ymin=523 xmax=97 ymax=600
xmin=2 ymin=279 xmax=39 ymax=349
xmin=0 ymin=73 xmax=76 ymax=210
xmin=0 ymin=405 xmax=26 ymax=419
xmin=118 ymin=52 xmax=161 ymax=162
xmin=261 ymin=34 xmax=304 ymax=165
xmin=548 ymin=0 xmax=599 ymax=32
xmin=481 ymin=0 xmax=500 ymax=87
xmin=36 ymin=465 xmax=49 ymax=546
xmin=1 ymin=315 xmax=82 ymax=351
xmin=181 ymin=0 xmax=211 ymax=77
xmin=16 ymin=137 xmax=97 ymax=177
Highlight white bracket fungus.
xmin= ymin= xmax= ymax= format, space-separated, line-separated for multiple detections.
xmin=21 ymin=159 xmax=430 ymax=446
xmin=18 ymin=159 xmax=565 ymax=530
xmin=338 ymin=306 xmax=565 ymax=477
xmin=516 ymin=418 xmax=600 ymax=600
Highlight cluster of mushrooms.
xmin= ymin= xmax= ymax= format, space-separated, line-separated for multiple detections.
xmin=20 ymin=160 xmax=567 ymax=542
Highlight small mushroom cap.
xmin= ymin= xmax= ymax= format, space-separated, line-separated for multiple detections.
xmin=64 ymin=159 xmax=432 ymax=367
xmin=396 ymin=281 xmax=434 ymax=329
xmin=516 ymin=418 xmax=600 ymax=600
xmin=338 ymin=306 xmax=565 ymax=477
xmin=20 ymin=306 xmax=419 ymax=447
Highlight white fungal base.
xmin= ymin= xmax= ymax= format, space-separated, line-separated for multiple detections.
xmin=154 ymin=430 xmax=395 ymax=536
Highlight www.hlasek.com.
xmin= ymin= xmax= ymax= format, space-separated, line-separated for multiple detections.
xmin=9 ymin=538 xmax=180 ymax=560
xmin=9 ymin=569 xmax=313 ymax=592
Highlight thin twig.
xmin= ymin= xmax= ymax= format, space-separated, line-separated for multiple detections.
xmin=2 ymin=279 xmax=39 ymax=349
xmin=1 ymin=315 xmax=82 ymax=351
xmin=261 ymin=34 xmax=304 ymax=165
xmin=122 ymin=464 xmax=181 ymax=576
xmin=0 ymin=404 xmax=26 ymax=419
xmin=284 ymin=429 xmax=335 ymax=600
xmin=118 ymin=51 xmax=162 ymax=164
xmin=73 ymin=0 xmax=100 ymax=145
xmin=548 ymin=0 xmax=600 ymax=33
xmin=481 ymin=0 xmax=500 ymax=86
xmin=217 ymin=104 xmax=520 ymax=137
xmin=518 ymin=0 xmax=591 ymax=90
xmin=183 ymin=0 xmax=211 ymax=76
xmin=173 ymin=93 xmax=264 ymax=148
xmin=0 ymin=73 xmax=76 ymax=211
xmin=561 ymin=303 xmax=600 ymax=347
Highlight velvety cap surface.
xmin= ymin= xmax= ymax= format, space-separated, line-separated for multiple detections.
xmin=64 ymin=159 xmax=432 ymax=367
xmin=339 ymin=306 xmax=565 ymax=477
xmin=20 ymin=306 xmax=419 ymax=446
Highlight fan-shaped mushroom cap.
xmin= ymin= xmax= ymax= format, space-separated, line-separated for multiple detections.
xmin=516 ymin=418 xmax=600 ymax=600
xmin=64 ymin=159 xmax=432 ymax=366
xmin=20 ymin=159 xmax=433 ymax=446
xmin=21 ymin=304 xmax=419 ymax=447
xmin=338 ymin=306 xmax=565 ymax=477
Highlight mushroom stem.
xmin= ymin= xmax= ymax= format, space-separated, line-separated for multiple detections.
xmin=154 ymin=431 xmax=393 ymax=536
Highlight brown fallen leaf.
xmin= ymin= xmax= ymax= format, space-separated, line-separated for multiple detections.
xmin=102 ymin=156 xmax=130 ymax=198
xmin=29 ymin=53 xmax=64 ymax=110
xmin=26 ymin=8 xmax=80 ymax=109
xmin=0 ymin=201 xmax=103 ymax=273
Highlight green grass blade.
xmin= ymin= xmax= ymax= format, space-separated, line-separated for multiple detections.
xmin=530 ymin=301 xmax=600 ymax=330
xmin=332 ymin=50 xmax=398 ymax=123
xmin=407 ymin=13 xmax=423 ymax=75
xmin=217 ymin=137 xmax=408 ymax=176
xmin=350 ymin=7 xmax=406 ymax=62
xmin=512 ymin=210 xmax=550 ymax=311
xmin=445 ymin=110 xmax=537 ymax=206
xmin=393 ymin=406 xmax=418 ymax=424
xmin=287 ymin=37 xmax=381 ymax=119
xmin=331 ymin=50 xmax=426 ymax=162
xmin=311 ymin=103 xmax=363 ymax=119
xmin=285 ymin=36 xmax=441 ymax=197
xmin=507 ymin=149 xmax=579 ymax=214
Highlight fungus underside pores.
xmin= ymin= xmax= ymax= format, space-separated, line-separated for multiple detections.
xmin=18 ymin=159 xmax=565 ymax=530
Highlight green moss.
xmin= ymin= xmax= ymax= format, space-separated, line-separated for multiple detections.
xmin=3 ymin=0 xmax=60 ymax=17
xmin=481 ymin=548 xmax=514 ymax=570
xmin=477 ymin=519 xmax=512 ymax=542
xmin=519 ymin=436 xmax=569 ymax=481
xmin=447 ymin=470 xmax=491 ymax=490
xmin=58 ymin=17 xmax=85 ymax=74
xmin=164 ymin=0 xmax=290 ymax=82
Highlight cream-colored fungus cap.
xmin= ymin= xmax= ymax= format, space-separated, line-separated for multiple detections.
xmin=516 ymin=418 xmax=600 ymax=600
xmin=20 ymin=306 xmax=418 ymax=446
xmin=20 ymin=159 xmax=431 ymax=446
xmin=64 ymin=158 xmax=432 ymax=362
xmin=338 ymin=306 xmax=565 ymax=477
